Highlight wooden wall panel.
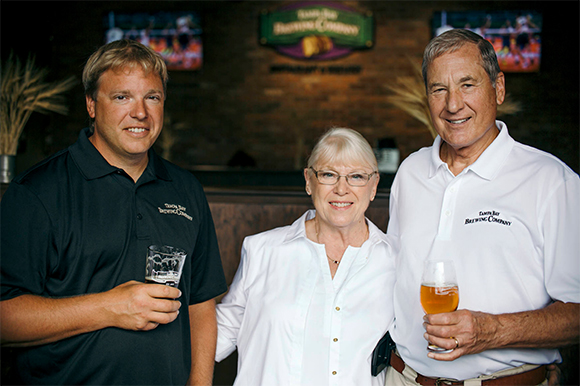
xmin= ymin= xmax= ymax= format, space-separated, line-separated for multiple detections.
xmin=207 ymin=190 xmax=389 ymax=285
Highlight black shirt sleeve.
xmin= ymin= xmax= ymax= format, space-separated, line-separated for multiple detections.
xmin=1 ymin=182 xmax=54 ymax=300
xmin=187 ymin=182 xmax=227 ymax=304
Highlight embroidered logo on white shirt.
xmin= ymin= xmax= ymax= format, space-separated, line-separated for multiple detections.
xmin=464 ymin=210 xmax=512 ymax=226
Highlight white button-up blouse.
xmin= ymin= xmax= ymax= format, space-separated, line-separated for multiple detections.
xmin=216 ymin=210 xmax=396 ymax=386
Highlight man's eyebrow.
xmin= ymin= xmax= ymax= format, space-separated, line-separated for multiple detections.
xmin=106 ymin=89 xmax=163 ymax=95
xmin=428 ymin=75 xmax=477 ymax=89
xmin=459 ymin=75 xmax=476 ymax=83
xmin=428 ymin=81 xmax=446 ymax=89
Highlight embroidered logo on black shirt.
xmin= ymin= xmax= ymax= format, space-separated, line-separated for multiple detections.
xmin=158 ymin=203 xmax=193 ymax=221
xmin=464 ymin=210 xmax=512 ymax=226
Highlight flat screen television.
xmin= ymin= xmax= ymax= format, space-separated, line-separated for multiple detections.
xmin=104 ymin=11 xmax=202 ymax=71
xmin=432 ymin=10 xmax=542 ymax=72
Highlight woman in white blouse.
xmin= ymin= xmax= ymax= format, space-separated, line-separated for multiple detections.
xmin=215 ymin=128 xmax=396 ymax=386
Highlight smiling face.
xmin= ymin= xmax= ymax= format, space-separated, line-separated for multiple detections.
xmin=86 ymin=66 xmax=164 ymax=170
xmin=427 ymin=43 xmax=505 ymax=158
xmin=305 ymin=162 xmax=378 ymax=232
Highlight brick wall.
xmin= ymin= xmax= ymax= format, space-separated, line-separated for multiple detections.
xmin=3 ymin=1 xmax=578 ymax=175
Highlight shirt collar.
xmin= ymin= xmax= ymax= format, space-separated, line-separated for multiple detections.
xmin=147 ymin=147 xmax=172 ymax=181
xmin=468 ymin=120 xmax=514 ymax=180
xmin=69 ymin=127 xmax=117 ymax=180
xmin=282 ymin=209 xmax=389 ymax=246
xmin=428 ymin=120 xmax=514 ymax=181
xmin=429 ymin=136 xmax=446 ymax=178
xmin=283 ymin=210 xmax=316 ymax=244
xmin=69 ymin=127 xmax=171 ymax=181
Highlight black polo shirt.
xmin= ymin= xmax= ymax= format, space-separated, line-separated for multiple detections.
xmin=1 ymin=127 xmax=227 ymax=385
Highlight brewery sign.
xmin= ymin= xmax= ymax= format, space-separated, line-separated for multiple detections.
xmin=260 ymin=2 xmax=374 ymax=60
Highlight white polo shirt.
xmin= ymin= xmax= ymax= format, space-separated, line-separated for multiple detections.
xmin=387 ymin=121 xmax=580 ymax=380
xmin=216 ymin=210 xmax=396 ymax=386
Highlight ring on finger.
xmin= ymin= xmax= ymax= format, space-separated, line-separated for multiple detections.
xmin=451 ymin=336 xmax=459 ymax=349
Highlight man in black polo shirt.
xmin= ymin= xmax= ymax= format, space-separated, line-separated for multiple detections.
xmin=0 ymin=39 xmax=227 ymax=385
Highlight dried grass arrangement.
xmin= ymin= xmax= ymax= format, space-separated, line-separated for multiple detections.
xmin=1 ymin=53 xmax=76 ymax=155
xmin=386 ymin=61 xmax=436 ymax=138
xmin=387 ymin=59 xmax=521 ymax=139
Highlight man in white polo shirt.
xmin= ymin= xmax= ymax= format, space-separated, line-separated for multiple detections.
xmin=386 ymin=29 xmax=579 ymax=385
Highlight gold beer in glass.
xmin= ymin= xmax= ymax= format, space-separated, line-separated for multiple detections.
xmin=420 ymin=260 xmax=459 ymax=352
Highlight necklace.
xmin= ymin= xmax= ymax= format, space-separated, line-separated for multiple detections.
xmin=315 ymin=219 xmax=369 ymax=266
xmin=327 ymin=256 xmax=340 ymax=265
xmin=315 ymin=221 xmax=343 ymax=265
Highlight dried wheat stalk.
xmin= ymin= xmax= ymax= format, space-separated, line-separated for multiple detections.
xmin=387 ymin=60 xmax=521 ymax=139
xmin=1 ymin=53 xmax=76 ymax=155
xmin=386 ymin=61 xmax=437 ymax=138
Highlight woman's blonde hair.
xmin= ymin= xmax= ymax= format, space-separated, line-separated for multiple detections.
xmin=307 ymin=128 xmax=378 ymax=171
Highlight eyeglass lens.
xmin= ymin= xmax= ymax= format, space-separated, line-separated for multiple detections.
xmin=316 ymin=170 xmax=371 ymax=186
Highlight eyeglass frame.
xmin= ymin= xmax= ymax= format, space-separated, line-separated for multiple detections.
xmin=309 ymin=167 xmax=378 ymax=187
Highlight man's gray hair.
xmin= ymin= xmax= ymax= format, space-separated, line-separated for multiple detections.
xmin=422 ymin=29 xmax=501 ymax=90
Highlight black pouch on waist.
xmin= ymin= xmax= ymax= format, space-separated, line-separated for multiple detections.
xmin=371 ymin=331 xmax=396 ymax=376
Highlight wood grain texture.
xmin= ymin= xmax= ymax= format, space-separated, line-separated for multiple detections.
xmin=207 ymin=189 xmax=389 ymax=285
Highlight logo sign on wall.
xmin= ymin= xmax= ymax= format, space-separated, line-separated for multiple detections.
xmin=260 ymin=2 xmax=374 ymax=60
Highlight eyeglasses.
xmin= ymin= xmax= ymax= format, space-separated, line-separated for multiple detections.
xmin=309 ymin=167 xmax=377 ymax=187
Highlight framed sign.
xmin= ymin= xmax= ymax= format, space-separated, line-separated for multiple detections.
xmin=260 ymin=1 xmax=373 ymax=60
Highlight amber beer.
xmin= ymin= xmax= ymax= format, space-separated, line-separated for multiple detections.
xmin=420 ymin=284 xmax=459 ymax=314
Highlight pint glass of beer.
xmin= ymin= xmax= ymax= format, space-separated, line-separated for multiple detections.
xmin=145 ymin=245 xmax=187 ymax=287
xmin=420 ymin=259 xmax=459 ymax=353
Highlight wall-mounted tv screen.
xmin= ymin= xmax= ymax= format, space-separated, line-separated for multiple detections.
xmin=104 ymin=11 xmax=202 ymax=71
xmin=432 ymin=10 xmax=542 ymax=73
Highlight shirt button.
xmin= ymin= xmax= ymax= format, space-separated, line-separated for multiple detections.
xmin=445 ymin=210 xmax=451 ymax=216
xmin=332 ymin=371 xmax=337 ymax=375
xmin=335 ymin=306 xmax=340 ymax=311
xmin=137 ymin=213 xmax=143 ymax=220
xmin=333 ymin=338 xmax=338 ymax=342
